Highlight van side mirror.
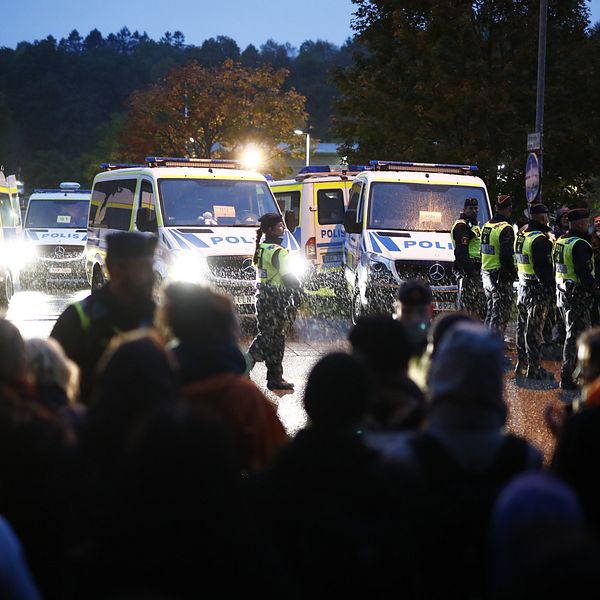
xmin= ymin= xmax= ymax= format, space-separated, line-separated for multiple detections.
xmin=343 ymin=209 xmax=362 ymax=234
xmin=284 ymin=210 xmax=298 ymax=232
xmin=136 ymin=208 xmax=158 ymax=233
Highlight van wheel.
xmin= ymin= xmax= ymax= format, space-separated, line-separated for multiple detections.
xmin=0 ymin=272 xmax=13 ymax=308
xmin=351 ymin=287 xmax=363 ymax=325
xmin=91 ymin=267 xmax=105 ymax=291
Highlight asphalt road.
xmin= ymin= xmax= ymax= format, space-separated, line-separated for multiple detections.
xmin=2 ymin=286 xmax=573 ymax=460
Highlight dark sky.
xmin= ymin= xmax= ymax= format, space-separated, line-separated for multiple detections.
xmin=2 ymin=0 xmax=356 ymax=49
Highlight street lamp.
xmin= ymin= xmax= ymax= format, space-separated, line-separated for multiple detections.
xmin=294 ymin=129 xmax=310 ymax=167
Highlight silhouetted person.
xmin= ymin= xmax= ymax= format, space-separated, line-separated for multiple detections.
xmin=349 ymin=315 xmax=425 ymax=431
xmin=162 ymin=283 xmax=288 ymax=471
xmin=249 ymin=352 xmax=421 ymax=598
xmin=490 ymin=472 xmax=600 ymax=600
xmin=51 ymin=232 xmax=157 ymax=403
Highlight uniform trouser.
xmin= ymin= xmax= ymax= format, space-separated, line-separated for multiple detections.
xmin=482 ymin=270 xmax=515 ymax=336
xmin=558 ymin=284 xmax=592 ymax=381
xmin=516 ymin=282 xmax=553 ymax=369
xmin=457 ymin=272 xmax=486 ymax=320
xmin=249 ymin=288 xmax=290 ymax=383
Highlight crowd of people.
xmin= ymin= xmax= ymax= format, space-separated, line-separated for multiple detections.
xmin=1 ymin=228 xmax=600 ymax=599
xmin=452 ymin=194 xmax=600 ymax=390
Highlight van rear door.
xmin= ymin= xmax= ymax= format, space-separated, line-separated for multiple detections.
xmin=314 ymin=180 xmax=350 ymax=269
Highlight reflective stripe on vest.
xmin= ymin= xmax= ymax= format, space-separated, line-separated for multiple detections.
xmin=554 ymin=236 xmax=594 ymax=283
xmin=451 ymin=219 xmax=481 ymax=260
xmin=256 ymin=242 xmax=288 ymax=287
xmin=515 ymin=230 xmax=544 ymax=281
xmin=73 ymin=301 xmax=92 ymax=333
xmin=481 ymin=221 xmax=511 ymax=271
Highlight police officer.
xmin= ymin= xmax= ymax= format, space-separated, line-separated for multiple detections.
xmin=51 ymin=232 xmax=157 ymax=402
xmin=247 ymin=213 xmax=300 ymax=391
xmin=554 ymin=208 xmax=596 ymax=390
xmin=481 ymin=194 xmax=516 ymax=336
xmin=514 ymin=204 xmax=554 ymax=379
xmin=451 ymin=197 xmax=484 ymax=318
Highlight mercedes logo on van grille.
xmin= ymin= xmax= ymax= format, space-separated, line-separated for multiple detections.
xmin=54 ymin=246 xmax=65 ymax=259
xmin=242 ymin=258 xmax=255 ymax=273
xmin=429 ymin=263 xmax=445 ymax=281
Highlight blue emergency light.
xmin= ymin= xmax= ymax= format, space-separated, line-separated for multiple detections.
xmin=298 ymin=165 xmax=331 ymax=175
xmin=345 ymin=165 xmax=370 ymax=172
xmin=145 ymin=157 xmax=241 ymax=169
xmin=101 ymin=163 xmax=145 ymax=171
xmin=370 ymin=160 xmax=478 ymax=175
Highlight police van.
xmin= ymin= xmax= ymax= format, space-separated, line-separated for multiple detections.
xmin=271 ymin=165 xmax=363 ymax=288
xmin=21 ymin=182 xmax=91 ymax=287
xmin=86 ymin=157 xmax=302 ymax=313
xmin=343 ymin=160 xmax=491 ymax=323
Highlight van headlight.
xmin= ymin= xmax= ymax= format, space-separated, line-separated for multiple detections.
xmin=288 ymin=253 xmax=307 ymax=279
xmin=4 ymin=242 xmax=36 ymax=271
xmin=170 ymin=251 xmax=210 ymax=283
xmin=367 ymin=254 xmax=394 ymax=282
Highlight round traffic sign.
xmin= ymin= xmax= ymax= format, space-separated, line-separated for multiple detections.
xmin=525 ymin=153 xmax=540 ymax=204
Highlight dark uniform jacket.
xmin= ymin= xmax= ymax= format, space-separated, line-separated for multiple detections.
xmin=523 ymin=220 xmax=554 ymax=289
xmin=488 ymin=214 xmax=516 ymax=281
xmin=50 ymin=284 xmax=155 ymax=402
xmin=452 ymin=212 xmax=480 ymax=278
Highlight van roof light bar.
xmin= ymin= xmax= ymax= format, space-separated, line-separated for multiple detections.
xmin=33 ymin=188 xmax=92 ymax=194
xmin=370 ymin=160 xmax=478 ymax=175
xmin=145 ymin=157 xmax=241 ymax=169
xmin=101 ymin=163 xmax=145 ymax=171
xmin=59 ymin=182 xmax=81 ymax=190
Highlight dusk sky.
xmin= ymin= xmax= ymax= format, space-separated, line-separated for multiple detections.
xmin=4 ymin=1 xmax=599 ymax=51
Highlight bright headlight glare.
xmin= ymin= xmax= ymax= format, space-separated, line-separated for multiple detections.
xmin=6 ymin=242 xmax=36 ymax=270
xmin=288 ymin=254 xmax=307 ymax=278
xmin=170 ymin=252 xmax=209 ymax=283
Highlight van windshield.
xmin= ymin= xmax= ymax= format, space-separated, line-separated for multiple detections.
xmin=25 ymin=199 xmax=89 ymax=228
xmin=368 ymin=182 xmax=490 ymax=231
xmin=158 ymin=178 xmax=279 ymax=227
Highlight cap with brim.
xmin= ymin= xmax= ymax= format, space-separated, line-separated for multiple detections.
xmin=106 ymin=232 xmax=157 ymax=261
xmin=496 ymin=195 xmax=512 ymax=209
xmin=464 ymin=197 xmax=478 ymax=208
xmin=530 ymin=203 xmax=549 ymax=215
xmin=258 ymin=213 xmax=283 ymax=228
xmin=568 ymin=208 xmax=590 ymax=222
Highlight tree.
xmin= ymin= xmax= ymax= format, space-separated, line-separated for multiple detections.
xmin=118 ymin=60 xmax=307 ymax=170
xmin=335 ymin=0 xmax=595 ymax=209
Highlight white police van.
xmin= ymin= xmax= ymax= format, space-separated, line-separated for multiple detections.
xmin=21 ymin=182 xmax=91 ymax=288
xmin=86 ymin=157 xmax=302 ymax=314
xmin=271 ymin=165 xmax=364 ymax=289
xmin=343 ymin=161 xmax=491 ymax=323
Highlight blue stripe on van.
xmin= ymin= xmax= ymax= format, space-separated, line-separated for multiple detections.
xmin=373 ymin=232 xmax=399 ymax=252
xmin=173 ymin=230 xmax=210 ymax=248
xmin=317 ymin=241 xmax=344 ymax=248
xmin=369 ymin=232 xmax=382 ymax=254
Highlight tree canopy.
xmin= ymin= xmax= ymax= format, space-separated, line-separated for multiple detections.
xmin=0 ymin=30 xmax=351 ymax=189
xmin=335 ymin=0 xmax=597 ymax=210
xmin=119 ymin=60 xmax=307 ymax=171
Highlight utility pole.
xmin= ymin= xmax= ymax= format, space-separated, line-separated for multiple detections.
xmin=526 ymin=0 xmax=547 ymax=209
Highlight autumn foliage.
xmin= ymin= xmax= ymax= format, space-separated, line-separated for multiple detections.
xmin=119 ymin=59 xmax=307 ymax=166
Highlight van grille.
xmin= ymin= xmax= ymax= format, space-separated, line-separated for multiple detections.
xmin=206 ymin=255 xmax=255 ymax=280
xmin=36 ymin=245 xmax=84 ymax=259
xmin=394 ymin=260 xmax=456 ymax=288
